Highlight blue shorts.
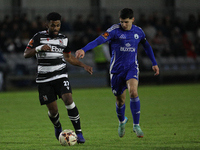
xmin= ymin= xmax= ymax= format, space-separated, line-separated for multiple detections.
xmin=110 ymin=67 xmax=139 ymax=96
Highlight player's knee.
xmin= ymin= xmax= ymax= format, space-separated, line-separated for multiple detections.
xmin=48 ymin=109 xmax=58 ymax=116
xmin=62 ymin=93 xmax=73 ymax=105
xmin=129 ymin=90 xmax=138 ymax=98
xmin=116 ymin=100 xmax=125 ymax=107
xmin=47 ymin=102 xmax=58 ymax=116
xmin=116 ymin=97 xmax=125 ymax=107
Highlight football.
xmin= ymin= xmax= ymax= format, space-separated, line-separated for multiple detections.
xmin=59 ymin=129 xmax=77 ymax=146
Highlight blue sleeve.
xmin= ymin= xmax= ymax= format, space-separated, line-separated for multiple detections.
xmin=142 ymin=40 xmax=157 ymax=66
xmin=82 ymin=35 xmax=107 ymax=52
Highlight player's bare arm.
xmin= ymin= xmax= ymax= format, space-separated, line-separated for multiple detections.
xmin=24 ymin=44 xmax=51 ymax=58
xmin=152 ymin=65 xmax=159 ymax=76
xmin=64 ymin=52 xmax=93 ymax=75
xmin=75 ymin=49 xmax=85 ymax=59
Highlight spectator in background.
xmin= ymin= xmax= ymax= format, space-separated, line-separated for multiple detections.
xmin=20 ymin=13 xmax=31 ymax=30
xmin=10 ymin=22 xmax=20 ymax=39
xmin=152 ymin=30 xmax=170 ymax=57
xmin=137 ymin=13 xmax=146 ymax=28
xmin=93 ymin=43 xmax=110 ymax=86
xmin=147 ymin=14 xmax=156 ymax=26
xmin=11 ymin=14 xmax=20 ymax=26
xmin=20 ymin=13 xmax=31 ymax=40
xmin=102 ymin=15 xmax=113 ymax=32
xmin=0 ymin=31 xmax=7 ymax=52
xmin=154 ymin=18 xmax=165 ymax=35
xmin=85 ymin=14 xmax=97 ymax=32
xmin=1 ymin=15 xmax=11 ymax=31
xmin=185 ymin=14 xmax=198 ymax=33
xmin=84 ymin=27 xmax=97 ymax=42
xmin=73 ymin=15 xmax=86 ymax=32
xmin=182 ymin=33 xmax=197 ymax=59
xmin=4 ymin=38 xmax=15 ymax=53
xmin=93 ymin=43 xmax=110 ymax=71
xmin=0 ymin=50 xmax=7 ymax=91
xmin=174 ymin=17 xmax=185 ymax=34
xmin=170 ymin=27 xmax=186 ymax=57
xmin=35 ymin=15 xmax=45 ymax=31
xmin=70 ymin=34 xmax=83 ymax=51
xmin=143 ymin=22 xmax=157 ymax=43
xmin=195 ymin=37 xmax=200 ymax=56
xmin=0 ymin=10 xmax=200 ymax=67
xmin=30 ymin=21 xmax=39 ymax=36
xmin=60 ymin=17 xmax=72 ymax=33
xmin=162 ymin=15 xmax=173 ymax=38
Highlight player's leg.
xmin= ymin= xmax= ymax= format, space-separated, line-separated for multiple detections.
xmin=62 ymin=93 xmax=85 ymax=143
xmin=127 ymin=78 xmax=144 ymax=137
xmin=61 ymin=94 xmax=82 ymax=132
xmin=38 ymin=82 xmax=62 ymax=140
xmin=127 ymin=78 xmax=140 ymax=124
xmin=116 ymin=91 xmax=128 ymax=137
xmin=116 ymin=90 xmax=126 ymax=123
xmin=111 ymin=73 xmax=128 ymax=137
xmin=46 ymin=101 xmax=62 ymax=140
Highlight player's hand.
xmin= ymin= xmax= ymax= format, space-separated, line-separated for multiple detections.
xmin=75 ymin=49 xmax=85 ymax=59
xmin=41 ymin=45 xmax=51 ymax=51
xmin=152 ymin=65 xmax=159 ymax=76
xmin=84 ymin=65 xmax=93 ymax=75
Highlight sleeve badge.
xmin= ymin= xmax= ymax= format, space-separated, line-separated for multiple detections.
xmin=102 ymin=32 xmax=109 ymax=39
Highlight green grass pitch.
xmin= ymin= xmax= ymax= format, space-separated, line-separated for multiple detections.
xmin=0 ymin=84 xmax=200 ymax=150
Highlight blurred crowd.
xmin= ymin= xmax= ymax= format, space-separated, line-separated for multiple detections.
xmin=138 ymin=13 xmax=200 ymax=59
xmin=1 ymin=12 xmax=200 ymax=90
xmin=0 ymin=13 xmax=113 ymax=54
xmin=0 ymin=12 xmax=200 ymax=58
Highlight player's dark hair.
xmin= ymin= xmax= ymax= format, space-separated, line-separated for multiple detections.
xmin=119 ymin=8 xmax=134 ymax=19
xmin=46 ymin=12 xmax=61 ymax=21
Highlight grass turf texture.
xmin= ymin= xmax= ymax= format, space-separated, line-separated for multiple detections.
xmin=0 ymin=84 xmax=200 ymax=150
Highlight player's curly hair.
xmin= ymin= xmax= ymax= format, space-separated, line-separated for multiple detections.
xmin=119 ymin=8 xmax=134 ymax=19
xmin=46 ymin=12 xmax=61 ymax=21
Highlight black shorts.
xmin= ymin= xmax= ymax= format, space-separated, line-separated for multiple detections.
xmin=38 ymin=78 xmax=72 ymax=105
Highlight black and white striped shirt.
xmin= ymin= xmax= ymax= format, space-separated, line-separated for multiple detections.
xmin=27 ymin=30 xmax=71 ymax=83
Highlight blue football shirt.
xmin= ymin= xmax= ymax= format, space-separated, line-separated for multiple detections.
xmin=82 ymin=23 xmax=157 ymax=74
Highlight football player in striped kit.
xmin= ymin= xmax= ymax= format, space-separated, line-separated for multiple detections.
xmin=76 ymin=8 xmax=159 ymax=138
xmin=24 ymin=12 xmax=93 ymax=143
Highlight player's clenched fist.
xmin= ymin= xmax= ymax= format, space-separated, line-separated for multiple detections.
xmin=41 ymin=45 xmax=51 ymax=51
xmin=35 ymin=44 xmax=51 ymax=52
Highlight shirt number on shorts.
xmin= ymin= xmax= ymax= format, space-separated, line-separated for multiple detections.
xmin=63 ymin=81 xmax=70 ymax=90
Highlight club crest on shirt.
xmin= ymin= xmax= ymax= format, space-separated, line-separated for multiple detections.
xmin=102 ymin=32 xmax=109 ymax=39
xmin=134 ymin=34 xmax=139 ymax=39
xmin=59 ymin=39 xmax=64 ymax=46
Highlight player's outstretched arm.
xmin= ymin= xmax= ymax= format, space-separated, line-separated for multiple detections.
xmin=64 ymin=52 xmax=93 ymax=75
xmin=75 ymin=49 xmax=85 ymax=59
xmin=152 ymin=65 xmax=159 ymax=76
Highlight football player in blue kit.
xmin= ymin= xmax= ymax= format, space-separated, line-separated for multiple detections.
xmin=75 ymin=8 xmax=159 ymax=138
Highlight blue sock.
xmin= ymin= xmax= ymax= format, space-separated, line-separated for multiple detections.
xmin=116 ymin=103 xmax=125 ymax=122
xmin=130 ymin=97 xmax=140 ymax=125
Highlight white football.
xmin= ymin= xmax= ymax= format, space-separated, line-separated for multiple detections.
xmin=59 ymin=129 xmax=77 ymax=146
